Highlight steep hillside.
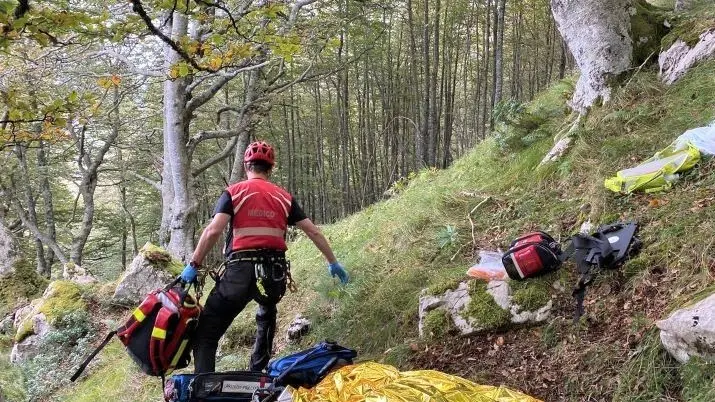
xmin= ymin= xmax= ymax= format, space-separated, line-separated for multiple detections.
xmin=279 ymin=59 xmax=715 ymax=401
xmin=4 ymin=44 xmax=715 ymax=402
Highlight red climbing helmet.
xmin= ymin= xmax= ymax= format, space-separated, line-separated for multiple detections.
xmin=244 ymin=141 xmax=275 ymax=166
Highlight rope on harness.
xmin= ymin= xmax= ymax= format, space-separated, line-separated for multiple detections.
xmin=205 ymin=258 xmax=299 ymax=293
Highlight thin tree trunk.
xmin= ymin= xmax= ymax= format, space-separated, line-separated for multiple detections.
xmin=419 ymin=0 xmax=430 ymax=168
xmin=37 ymin=140 xmax=56 ymax=269
xmin=15 ymin=144 xmax=49 ymax=276
xmin=427 ymin=0 xmax=441 ymax=167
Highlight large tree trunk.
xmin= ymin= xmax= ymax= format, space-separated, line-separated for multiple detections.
xmin=163 ymin=12 xmax=195 ymax=261
xmin=551 ymin=0 xmax=633 ymax=114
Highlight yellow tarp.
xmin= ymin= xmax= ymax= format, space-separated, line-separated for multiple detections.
xmin=285 ymin=362 xmax=541 ymax=402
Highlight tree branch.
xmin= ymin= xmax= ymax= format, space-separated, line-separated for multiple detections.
xmin=185 ymin=60 xmax=270 ymax=114
xmin=191 ymin=134 xmax=243 ymax=177
xmin=127 ymin=171 xmax=162 ymax=192
xmin=188 ymin=129 xmax=241 ymax=146
xmin=265 ymin=63 xmax=313 ymax=94
xmin=289 ymin=0 xmax=320 ymax=25
xmin=130 ymin=0 xmax=209 ymax=72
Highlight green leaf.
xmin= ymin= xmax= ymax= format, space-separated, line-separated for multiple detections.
xmin=177 ymin=63 xmax=190 ymax=77
xmin=68 ymin=91 xmax=79 ymax=103
xmin=0 ymin=1 xmax=15 ymax=14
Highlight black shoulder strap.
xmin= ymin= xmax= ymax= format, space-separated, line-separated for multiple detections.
xmin=563 ymin=233 xmax=613 ymax=322
xmin=70 ymin=331 xmax=116 ymax=382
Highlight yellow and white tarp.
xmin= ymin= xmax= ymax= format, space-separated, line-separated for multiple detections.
xmin=604 ymin=141 xmax=701 ymax=194
xmin=278 ymin=362 xmax=541 ymax=402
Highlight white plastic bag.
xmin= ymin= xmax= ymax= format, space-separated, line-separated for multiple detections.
xmin=467 ymin=251 xmax=507 ymax=281
xmin=675 ymin=121 xmax=715 ymax=155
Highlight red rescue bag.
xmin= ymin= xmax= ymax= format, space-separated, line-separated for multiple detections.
xmin=71 ymin=279 xmax=202 ymax=381
xmin=502 ymin=231 xmax=563 ymax=280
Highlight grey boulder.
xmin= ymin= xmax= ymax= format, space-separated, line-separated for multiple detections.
xmin=658 ymin=293 xmax=715 ymax=363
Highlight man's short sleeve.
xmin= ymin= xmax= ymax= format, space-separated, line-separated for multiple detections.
xmin=213 ymin=191 xmax=233 ymax=217
xmin=288 ymin=198 xmax=307 ymax=225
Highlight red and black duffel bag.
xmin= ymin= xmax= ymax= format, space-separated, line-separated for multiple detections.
xmin=502 ymin=231 xmax=563 ymax=280
xmin=71 ymin=278 xmax=202 ymax=382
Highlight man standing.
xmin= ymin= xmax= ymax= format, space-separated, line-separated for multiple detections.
xmin=180 ymin=141 xmax=349 ymax=373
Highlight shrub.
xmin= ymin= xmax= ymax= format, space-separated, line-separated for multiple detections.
xmin=492 ymin=99 xmax=548 ymax=153
xmin=21 ymin=310 xmax=96 ymax=400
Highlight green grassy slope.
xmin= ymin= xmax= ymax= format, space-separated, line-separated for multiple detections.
xmin=282 ymin=60 xmax=715 ymax=400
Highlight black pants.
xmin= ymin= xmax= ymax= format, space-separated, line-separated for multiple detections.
xmin=193 ymin=257 xmax=286 ymax=373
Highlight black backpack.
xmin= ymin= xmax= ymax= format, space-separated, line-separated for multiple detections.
xmin=564 ymin=222 xmax=642 ymax=320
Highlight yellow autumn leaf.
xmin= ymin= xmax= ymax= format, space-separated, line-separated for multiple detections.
xmin=97 ymin=77 xmax=111 ymax=89
xmin=209 ymin=56 xmax=222 ymax=70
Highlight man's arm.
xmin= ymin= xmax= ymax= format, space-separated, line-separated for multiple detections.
xmin=191 ymin=212 xmax=231 ymax=266
xmin=295 ymin=218 xmax=337 ymax=264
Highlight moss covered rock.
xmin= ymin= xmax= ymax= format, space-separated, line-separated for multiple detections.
xmin=463 ymin=281 xmax=512 ymax=330
xmin=10 ymin=280 xmax=88 ymax=363
xmin=423 ymin=309 xmax=453 ymax=340
xmin=14 ymin=281 xmax=86 ymax=343
xmin=419 ymin=279 xmax=557 ymax=339
xmin=112 ymin=243 xmax=182 ymax=304
xmin=0 ymin=258 xmax=48 ymax=318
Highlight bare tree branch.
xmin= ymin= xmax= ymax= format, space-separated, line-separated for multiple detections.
xmin=265 ymin=63 xmax=313 ymax=94
xmin=127 ymin=171 xmax=162 ymax=192
xmin=289 ymin=0 xmax=320 ymax=25
xmin=188 ymin=129 xmax=241 ymax=146
xmin=185 ymin=60 xmax=271 ymax=115
xmin=191 ymin=133 xmax=243 ymax=177
xmin=130 ymin=0 xmax=209 ymax=72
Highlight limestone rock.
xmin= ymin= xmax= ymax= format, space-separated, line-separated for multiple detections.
xmin=10 ymin=334 xmax=42 ymax=364
xmin=0 ymin=224 xmax=18 ymax=279
xmin=659 ymin=30 xmax=715 ymax=85
xmin=286 ymin=314 xmax=311 ymax=342
xmin=113 ymin=243 xmax=181 ymax=304
xmin=657 ymin=293 xmax=715 ymax=363
xmin=13 ymin=304 xmax=35 ymax=329
xmin=0 ymin=316 xmax=13 ymax=335
xmin=10 ymin=313 xmax=50 ymax=364
xmin=418 ymin=280 xmax=553 ymax=338
xmin=540 ymin=137 xmax=573 ymax=165
xmin=63 ymin=262 xmax=97 ymax=285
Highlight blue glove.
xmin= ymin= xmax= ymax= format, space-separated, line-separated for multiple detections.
xmin=328 ymin=262 xmax=349 ymax=284
xmin=180 ymin=264 xmax=198 ymax=283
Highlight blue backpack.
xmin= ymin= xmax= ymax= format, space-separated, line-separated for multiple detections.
xmin=266 ymin=341 xmax=357 ymax=388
